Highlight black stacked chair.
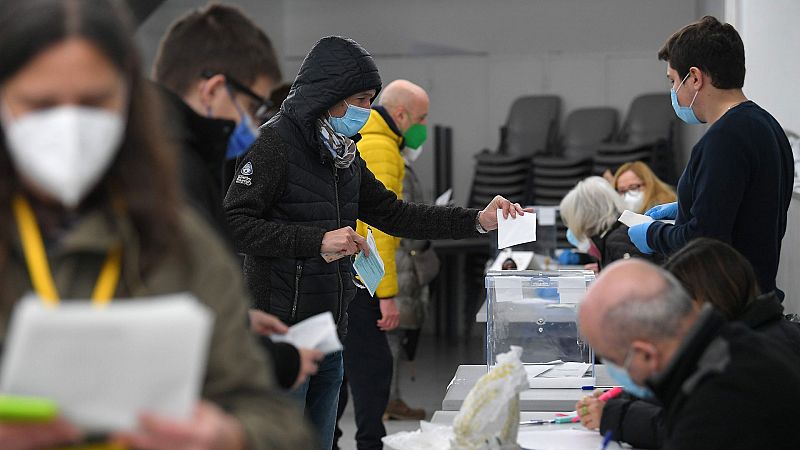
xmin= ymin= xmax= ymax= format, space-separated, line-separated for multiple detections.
xmin=591 ymin=93 xmax=679 ymax=183
xmin=471 ymin=95 xmax=562 ymax=207
xmin=528 ymin=107 xmax=618 ymax=206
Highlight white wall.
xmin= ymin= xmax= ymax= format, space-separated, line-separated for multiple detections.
xmin=138 ymin=0 xmax=718 ymax=204
xmin=737 ymin=0 xmax=800 ymax=134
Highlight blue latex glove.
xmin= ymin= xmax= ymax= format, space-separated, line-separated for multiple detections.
xmin=558 ymin=250 xmax=580 ymax=265
xmin=628 ymin=222 xmax=654 ymax=254
xmin=644 ymin=202 xmax=678 ymax=220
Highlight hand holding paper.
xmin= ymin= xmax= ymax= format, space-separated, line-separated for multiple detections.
xmin=618 ymin=209 xmax=675 ymax=228
xmin=271 ymin=312 xmax=342 ymax=354
xmin=478 ymin=195 xmax=531 ymax=231
xmin=352 ymin=229 xmax=385 ymax=296
xmin=497 ymin=209 xmax=537 ymax=249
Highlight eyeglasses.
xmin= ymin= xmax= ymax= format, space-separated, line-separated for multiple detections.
xmin=201 ymin=70 xmax=273 ymax=124
xmin=618 ymin=183 xmax=644 ymax=194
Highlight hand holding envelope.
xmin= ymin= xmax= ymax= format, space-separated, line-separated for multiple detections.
xmin=497 ymin=209 xmax=537 ymax=249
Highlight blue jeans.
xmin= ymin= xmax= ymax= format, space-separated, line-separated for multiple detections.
xmin=291 ymin=351 xmax=343 ymax=450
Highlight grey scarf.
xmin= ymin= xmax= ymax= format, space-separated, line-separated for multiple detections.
xmin=318 ymin=117 xmax=357 ymax=169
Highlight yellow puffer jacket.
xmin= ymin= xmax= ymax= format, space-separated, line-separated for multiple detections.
xmin=356 ymin=109 xmax=405 ymax=298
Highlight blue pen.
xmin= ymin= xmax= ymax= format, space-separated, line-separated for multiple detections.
xmin=599 ymin=430 xmax=613 ymax=450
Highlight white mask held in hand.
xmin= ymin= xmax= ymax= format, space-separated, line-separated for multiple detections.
xmin=3 ymin=105 xmax=125 ymax=208
xmin=623 ymin=190 xmax=645 ymax=212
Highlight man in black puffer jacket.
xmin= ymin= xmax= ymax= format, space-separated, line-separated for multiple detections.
xmin=224 ymin=36 xmax=526 ymax=449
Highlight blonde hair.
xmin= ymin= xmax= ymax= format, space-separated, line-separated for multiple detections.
xmin=559 ymin=176 xmax=624 ymax=240
xmin=613 ymin=161 xmax=677 ymax=213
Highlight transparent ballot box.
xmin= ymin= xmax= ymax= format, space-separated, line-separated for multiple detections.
xmin=485 ymin=270 xmax=595 ymax=388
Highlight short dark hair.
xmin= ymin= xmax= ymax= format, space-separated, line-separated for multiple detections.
xmin=153 ymin=3 xmax=281 ymax=96
xmin=664 ymin=238 xmax=760 ymax=319
xmin=657 ymin=16 xmax=745 ymax=89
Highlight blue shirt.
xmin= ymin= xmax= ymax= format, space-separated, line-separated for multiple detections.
xmin=647 ymin=101 xmax=793 ymax=294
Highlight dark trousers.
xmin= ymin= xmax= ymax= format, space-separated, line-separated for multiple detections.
xmin=335 ymin=288 xmax=393 ymax=450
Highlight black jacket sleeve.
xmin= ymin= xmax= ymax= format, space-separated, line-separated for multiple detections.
xmin=258 ymin=337 xmax=301 ymax=390
xmin=224 ymin=130 xmax=327 ymax=258
xmin=647 ymin=128 xmax=749 ymax=254
xmin=600 ymin=396 xmax=666 ymax=449
xmin=356 ymin=156 xmax=481 ymax=240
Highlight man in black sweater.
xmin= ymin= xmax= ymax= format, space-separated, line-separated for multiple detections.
xmin=153 ymin=4 xmax=321 ymax=390
xmin=627 ymin=16 xmax=793 ymax=297
xmin=580 ymin=259 xmax=800 ymax=450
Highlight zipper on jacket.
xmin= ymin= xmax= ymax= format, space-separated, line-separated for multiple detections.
xmin=290 ymin=262 xmax=303 ymax=322
xmin=333 ymin=168 xmax=344 ymax=324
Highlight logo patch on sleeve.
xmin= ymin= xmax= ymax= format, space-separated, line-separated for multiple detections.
xmin=241 ymin=161 xmax=253 ymax=176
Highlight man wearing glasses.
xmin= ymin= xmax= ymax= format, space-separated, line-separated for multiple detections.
xmin=154 ymin=4 xmax=324 ymax=392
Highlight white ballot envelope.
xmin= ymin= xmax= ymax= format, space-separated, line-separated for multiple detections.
xmin=352 ymin=229 xmax=385 ymax=297
xmin=618 ymin=209 xmax=676 ymax=227
xmin=496 ymin=209 xmax=537 ymax=249
xmin=0 ymin=293 xmax=213 ymax=432
xmin=271 ymin=312 xmax=342 ymax=354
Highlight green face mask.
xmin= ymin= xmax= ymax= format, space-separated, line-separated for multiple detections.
xmin=403 ymin=123 xmax=427 ymax=150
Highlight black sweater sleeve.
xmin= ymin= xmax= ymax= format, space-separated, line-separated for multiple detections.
xmin=258 ymin=337 xmax=301 ymax=390
xmin=224 ymin=130 xmax=327 ymax=258
xmin=647 ymin=128 xmax=749 ymax=254
xmin=356 ymin=156 xmax=481 ymax=240
xmin=600 ymin=396 xmax=666 ymax=449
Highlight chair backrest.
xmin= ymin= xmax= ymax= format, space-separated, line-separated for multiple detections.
xmin=618 ymin=93 xmax=676 ymax=145
xmin=504 ymin=95 xmax=561 ymax=156
xmin=561 ymin=107 xmax=618 ymax=157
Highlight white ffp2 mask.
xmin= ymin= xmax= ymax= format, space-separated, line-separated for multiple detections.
xmin=3 ymin=105 xmax=125 ymax=208
xmin=622 ymin=190 xmax=645 ymax=212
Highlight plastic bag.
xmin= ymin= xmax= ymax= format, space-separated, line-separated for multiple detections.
xmin=450 ymin=346 xmax=528 ymax=450
xmin=382 ymin=346 xmax=528 ymax=450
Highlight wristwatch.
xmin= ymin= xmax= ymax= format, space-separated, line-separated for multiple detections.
xmin=475 ymin=211 xmax=488 ymax=234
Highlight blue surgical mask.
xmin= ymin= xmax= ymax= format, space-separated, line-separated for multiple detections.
xmin=566 ymin=229 xmax=591 ymax=253
xmin=328 ymin=101 xmax=371 ymax=137
xmin=604 ymin=355 xmax=655 ymax=399
xmin=670 ymin=72 xmax=703 ymax=125
xmin=215 ymin=88 xmax=259 ymax=160
xmin=226 ymin=113 xmax=258 ymax=160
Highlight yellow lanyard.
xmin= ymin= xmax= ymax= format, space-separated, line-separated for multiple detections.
xmin=12 ymin=194 xmax=122 ymax=308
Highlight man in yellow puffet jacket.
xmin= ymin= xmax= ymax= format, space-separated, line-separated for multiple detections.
xmin=335 ymin=80 xmax=430 ymax=450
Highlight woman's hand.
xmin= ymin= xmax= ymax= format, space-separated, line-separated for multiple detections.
xmin=248 ymin=309 xmax=289 ymax=336
xmin=0 ymin=418 xmax=81 ymax=450
xmin=294 ymin=348 xmax=324 ymax=389
xmin=113 ymin=401 xmax=245 ymax=450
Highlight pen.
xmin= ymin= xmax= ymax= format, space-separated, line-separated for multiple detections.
xmin=599 ymin=430 xmax=613 ymax=449
xmin=519 ymin=416 xmax=578 ymax=425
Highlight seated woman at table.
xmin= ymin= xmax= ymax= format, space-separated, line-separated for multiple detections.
xmin=613 ymin=161 xmax=676 ymax=214
xmin=559 ymin=176 xmax=657 ymax=271
xmin=576 ymin=238 xmax=800 ymax=449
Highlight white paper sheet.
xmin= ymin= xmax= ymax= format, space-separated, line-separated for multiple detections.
xmin=271 ymin=312 xmax=342 ymax=354
xmin=0 ymin=293 xmax=213 ymax=432
xmin=524 ymin=364 xmax=555 ymax=385
xmin=539 ymin=362 xmax=591 ymax=378
xmin=618 ymin=209 xmax=675 ymax=227
xmin=517 ymin=427 xmax=624 ymax=449
xmin=353 ymin=229 xmax=385 ymax=297
xmin=435 ymin=188 xmax=453 ymax=206
xmin=497 ymin=210 xmax=537 ymax=249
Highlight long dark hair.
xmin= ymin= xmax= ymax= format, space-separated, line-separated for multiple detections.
xmin=0 ymin=0 xmax=182 ymax=280
xmin=664 ymin=238 xmax=760 ymax=319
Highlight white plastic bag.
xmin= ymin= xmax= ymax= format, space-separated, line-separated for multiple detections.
xmin=451 ymin=346 xmax=529 ymax=450
xmin=382 ymin=346 xmax=528 ymax=450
